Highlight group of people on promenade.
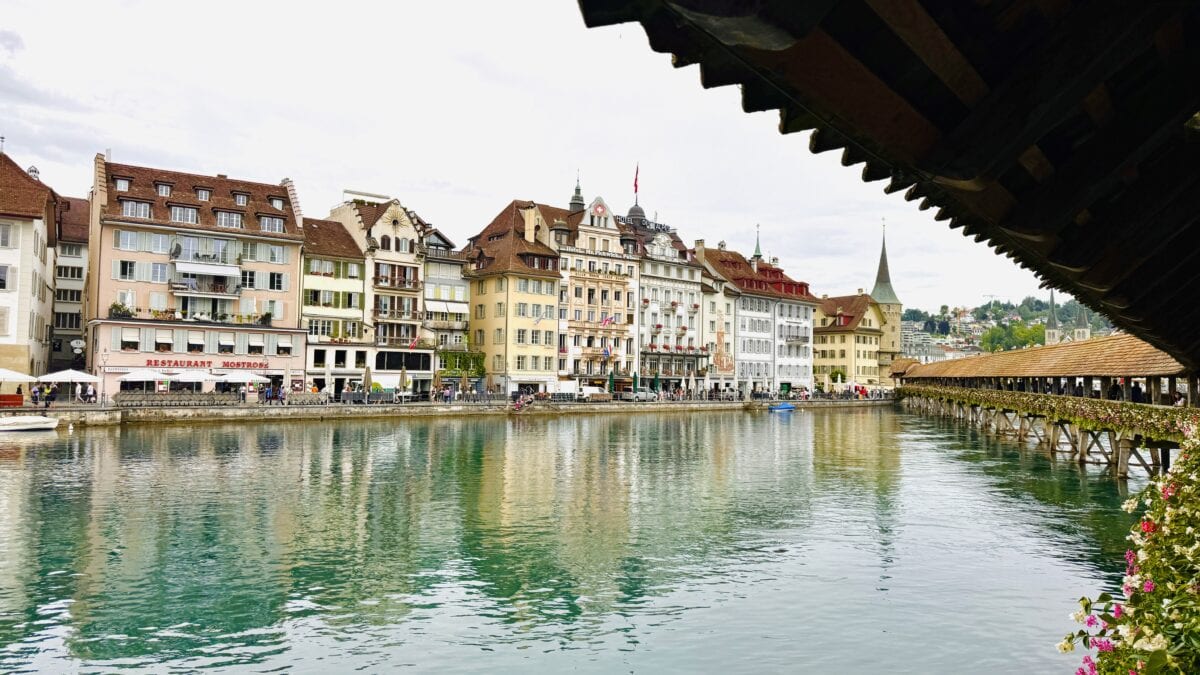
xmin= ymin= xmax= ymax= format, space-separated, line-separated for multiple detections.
xmin=15 ymin=383 xmax=98 ymax=408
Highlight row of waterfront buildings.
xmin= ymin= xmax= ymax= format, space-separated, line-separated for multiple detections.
xmin=0 ymin=151 xmax=904 ymax=398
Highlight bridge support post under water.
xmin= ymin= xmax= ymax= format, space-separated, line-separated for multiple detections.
xmin=1117 ymin=439 xmax=1132 ymax=479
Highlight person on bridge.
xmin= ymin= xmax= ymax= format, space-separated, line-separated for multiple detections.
xmin=1107 ymin=382 xmax=1123 ymax=400
xmin=1131 ymin=382 xmax=1144 ymax=403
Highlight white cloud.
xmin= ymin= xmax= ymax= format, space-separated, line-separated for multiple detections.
xmin=3 ymin=0 xmax=1053 ymax=313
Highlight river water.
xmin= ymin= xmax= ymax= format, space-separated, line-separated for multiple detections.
xmin=0 ymin=408 xmax=1139 ymax=673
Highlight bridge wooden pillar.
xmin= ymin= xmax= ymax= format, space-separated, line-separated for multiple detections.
xmin=1084 ymin=376 xmax=1094 ymax=397
xmin=1168 ymin=376 xmax=1177 ymax=400
xmin=1148 ymin=376 xmax=1162 ymax=405
xmin=1122 ymin=377 xmax=1133 ymax=402
xmin=1117 ymin=438 xmax=1132 ymax=478
xmin=1188 ymin=374 xmax=1198 ymax=407
xmin=1100 ymin=376 xmax=1112 ymax=399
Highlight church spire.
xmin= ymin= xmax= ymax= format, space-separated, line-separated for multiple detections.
xmin=1046 ymin=291 xmax=1060 ymax=330
xmin=569 ymin=172 xmax=585 ymax=211
xmin=870 ymin=222 xmax=901 ymax=305
xmin=752 ymin=224 xmax=762 ymax=260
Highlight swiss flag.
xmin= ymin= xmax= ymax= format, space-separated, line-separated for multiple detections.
xmin=408 ymin=335 xmax=419 ymax=349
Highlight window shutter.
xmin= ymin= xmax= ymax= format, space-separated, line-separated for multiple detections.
xmin=138 ymin=232 xmax=150 ymax=251
xmin=240 ymin=297 xmax=255 ymax=315
xmin=173 ymin=329 xmax=186 ymax=353
xmin=136 ymin=262 xmax=151 ymax=283
xmin=273 ymin=301 xmax=285 ymax=321
xmin=112 ymin=260 xmax=121 ymax=279
xmin=140 ymin=327 xmax=154 ymax=352
xmin=282 ymin=274 xmax=289 ymax=291
xmin=235 ymin=332 xmax=248 ymax=355
xmin=256 ymin=273 xmax=266 ymax=290
xmin=206 ymin=331 xmax=218 ymax=353
xmin=281 ymin=247 xmax=289 ymax=263
xmin=265 ymin=333 xmax=278 ymax=356
xmin=111 ymin=327 xmax=122 ymax=350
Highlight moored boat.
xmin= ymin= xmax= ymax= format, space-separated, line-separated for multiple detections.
xmin=0 ymin=416 xmax=61 ymax=431
xmin=768 ymin=402 xmax=796 ymax=412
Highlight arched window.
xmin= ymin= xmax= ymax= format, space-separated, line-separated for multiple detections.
xmin=379 ymin=235 xmax=391 ymax=250
xmin=398 ymin=237 xmax=409 ymax=253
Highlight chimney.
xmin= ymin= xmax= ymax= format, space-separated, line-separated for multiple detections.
xmin=822 ymin=294 xmax=828 ymax=299
xmin=26 ymin=166 xmax=40 ymax=181
xmin=858 ymin=288 xmax=864 ymax=295
xmin=105 ymin=148 xmax=112 ymax=162
xmin=771 ymin=256 xmax=779 ymax=265
xmin=217 ymin=174 xmax=227 ymax=179
xmin=522 ymin=205 xmax=536 ymax=243
xmin=718 ymin=240 xmax=726 ymax=250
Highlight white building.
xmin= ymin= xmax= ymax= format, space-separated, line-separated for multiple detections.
xmin=0 ymin=153 xmax=58 ymax=375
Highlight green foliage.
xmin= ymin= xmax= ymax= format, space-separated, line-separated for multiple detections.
xmin=980 ymin=322 xmax=1046 ymax=352
xmin=903 ymin=308 xmax=930 ymax=322
xmin=829 ymin=368 xmax=847 ymax=383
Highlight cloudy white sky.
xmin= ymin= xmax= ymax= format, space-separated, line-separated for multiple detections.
xmin=2 ymin=0 xmax=1052 ymax=312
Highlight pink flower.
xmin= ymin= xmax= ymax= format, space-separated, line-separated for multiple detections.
xmin=1143 ymin=580 xmax=1155 ymax=593
xmin=1161 ymin=483 xmax=1177 ymax=499
xmin=1113 ymin=604 xmax=1124 ymax=618
xmin=1141 ymin=520 xmax=1157 ymax=534
xmin=1093 ymin=638 xmax=1114 ymax=652
xmin=1123 ymin=583 xmax=1135 ymax=596
xmin=1085 ymin=615 xmax=1098 ymax=628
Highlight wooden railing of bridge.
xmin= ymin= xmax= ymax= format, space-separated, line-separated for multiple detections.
xmin=898 ymin=385 xmax=1200 ymax=477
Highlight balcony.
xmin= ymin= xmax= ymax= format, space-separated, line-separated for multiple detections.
xmin=376 ymin=336 xmax=434 ymax=348
xmin=785 ymin=335 xmax=811 ymax=345
xmin=422 ymin=319 xmax=467 ymax=330
xmin=373 ymin=308 xmax=420 ymax=321
xmin=373 ymin=277 xmax=422 ymax=291
xmin=169 ymin=277 xmax=241 ymax=298
xmin=170 ymin=249 xmax=239 ymax=266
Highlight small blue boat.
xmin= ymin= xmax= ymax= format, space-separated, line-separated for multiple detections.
xmin=768 ymin=402 xmax=796 ymax=412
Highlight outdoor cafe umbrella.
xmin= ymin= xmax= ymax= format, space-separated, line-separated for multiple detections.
xmin=172 ymin=370 xmax=219 ymax=391
xmin=0 ymin=367 xmax=36 ymax=395
xmin=400 ymin=364 xmax=408 ymax=392
xmin=608 ymin=369 xmax=615 ymax=393
xmin=432 ymin=371 xmax=442 ymax=394
xmin=38 ymin=369 xmax=99 ymax=383
xmin=633 ymin=372 xmax=639 ymax=391
xmin=460 ymin=371 xmax=469 ymax=396
xmin=363 ymin=366 xmax=373 ymax=393
xmin=652 ymin=370 xmax=659 ymax=392
xmin=218 ymin=372 xmax=269 ymax=384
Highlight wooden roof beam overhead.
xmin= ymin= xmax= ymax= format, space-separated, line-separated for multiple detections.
xmin=918 ymin=2 xmax=1180 ymax=185
xmin=863 ymin=0 xmax=989 ymax=106
xmin=996 ymin=50 xmax=1200 ymax=241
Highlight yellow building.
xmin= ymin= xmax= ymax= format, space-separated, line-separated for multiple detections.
xmin=813 ymin=292 xmax=887 ymax=389
xmin=462 ymin=200 xmax=561 ymax=394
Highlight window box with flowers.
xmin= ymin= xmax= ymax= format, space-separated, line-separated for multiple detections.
xmin=654 ymin=324 xmax=663 ymax=331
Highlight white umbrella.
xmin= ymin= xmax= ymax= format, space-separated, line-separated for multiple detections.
xmin=118 ymin=369 xmax=172 ymax=382
xmin=38 ymin=369 xmax=99 ymax=383
xmin=0 ymin=367 xmax=36 ymax=383
xmin=219 ymin=372 xmax=270 ymax=384
xmin=171 ymin=370 xmax=220 ymax=383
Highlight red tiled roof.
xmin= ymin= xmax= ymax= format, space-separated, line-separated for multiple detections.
xmin=903 ymin=333 xmax=1185 ymax=378
xmin=701 ymin=246 xmax=818 ymax=303
xmin=462 ymin=200 xmax=564 ymax=279
xmin=101 ymin=162 xmax=302 ymax=241
xmin=302 ymin=218 xmax=363 ymax=260
xmin=815 ymin=294 xmax=880 ymax=333
xmin=59 ymin=196 xmax=90 ymax=243
xmin=0 ymin=152 xmax=55 ymax=220
xmin=353 ymin=201 xmax=393 ymax=231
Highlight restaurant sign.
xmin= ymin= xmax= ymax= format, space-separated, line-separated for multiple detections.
xmin=145 ymin=359 xmax=270 ymax=369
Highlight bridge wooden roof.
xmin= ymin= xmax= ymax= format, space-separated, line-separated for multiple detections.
xmin=578 ymin=1 xmax=1200 ymax=369
xmin=900 ymin=334 xmax=1185 ymax=379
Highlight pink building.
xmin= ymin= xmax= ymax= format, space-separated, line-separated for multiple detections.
xmin=85 ymin=155 xmax=307 ymax=398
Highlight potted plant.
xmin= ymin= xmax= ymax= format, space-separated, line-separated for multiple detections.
xmin=108 ymin=302 xmax=134 ymax=319
xmin=642 ymin=298 xmax=650 ymax=305
xmin=654 ymin=324 xmax=663 ymax=330
xmin=692 ymin=303 xmax=700 ymax=310
xmin=217 ymin=312 xmax=229 ymax=322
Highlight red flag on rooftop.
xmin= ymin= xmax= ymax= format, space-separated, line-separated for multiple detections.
xmin=634 ymin=163 xmax=639 ymax=196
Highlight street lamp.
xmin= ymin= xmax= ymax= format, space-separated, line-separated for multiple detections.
xmin=100 ymin=349 xmax=109 ymax=405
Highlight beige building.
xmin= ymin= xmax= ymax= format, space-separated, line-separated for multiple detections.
xmin=814 ymin=292 xmax=887 ymax=389
xmin=324 ymin=192 xmax=434 ymax=394
xmin=552 ymin=192 xmax=639 ymax=391
xmin=462 ymin=200 xmax=562 ymax=394
xmin=0 ymin=152 xmax=59 ymax=375
xmin=50 ymin=196 xmax=90 ymax=370
xmin=85 ymin=156 xmax=307 ymax=397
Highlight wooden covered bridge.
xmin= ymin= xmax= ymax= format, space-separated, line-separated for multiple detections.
xmin=894 ymin=334 xmax=1200 ymax=477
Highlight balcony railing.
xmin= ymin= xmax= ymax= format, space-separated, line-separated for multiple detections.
xmin=376 ymin=336 xmax=435 ymax=348
xmin=373 ymin=277 xmax=422 ymax=291
xmin=373 ymin=308 xmax=420 ymax=321
xmin=422 ymin=319 xmax=467 ymax=330
xmin=170 ymin=250 xmax=239 ymax=265
xmin=169 ymin=278 xmax=241 ymax=296
xmin=784 ymin=335 xmax=811 ymax=344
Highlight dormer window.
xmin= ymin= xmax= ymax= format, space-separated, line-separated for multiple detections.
xmin=269 ymin=197 xmax=284 ymax=210
xmin=197 ymin=189 xmax=211 ymax=201
xmin=216 ymin=211 xmax=243 ymax=229
xmin=115 ymin=178 xmax=130 ymax=192
xmin=260 ymin=216 xmax=284 ymax=233
xmin=156 ymin=184 xmax=171 ymax=197
xmin=120 ymin=200 xmax=151 ymax=218
xmin=234 ymin=193 xmax=248 ymax=206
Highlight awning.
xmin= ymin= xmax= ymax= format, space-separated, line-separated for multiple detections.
xmin=444 ymin=301 xmax=469 ymax=314
xmin=278 ymin=337 xmax=293 ymax=348
xmin=174 ymin=260 xmax=239 ymax=277
xmin=248 ymin=334 xmax=264 ymax=346
xmin=218 ymin=333 xmax=235 ymax=346
xmin=425 ymin=300 xmax=448 ymax=313
xmin=121 ymin=327 xmax=139 ymax=341
xmin=155 ymin=329 xmax=173 ymax=343
xmin=373 ymin=374 xmax=401 ymax=389
xmin=187 ymin=330 xmax=205 ymax=344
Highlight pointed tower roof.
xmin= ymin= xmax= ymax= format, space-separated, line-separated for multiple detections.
xmin=1046 ymin=291 xmax=1060 ymax=330
xmin=870 ymin=230 xmax=901 ymax=305
xmin=569 ymin=175 xmax=585 ymax=212
xmin=752 ymin=224 xmax=763 ymax=260
xmin=1075 ymin=305 xmax=1088 ymax=328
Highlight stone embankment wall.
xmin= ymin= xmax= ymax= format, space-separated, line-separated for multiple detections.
xmin=2 ymin=399 xmax=893 ymax=428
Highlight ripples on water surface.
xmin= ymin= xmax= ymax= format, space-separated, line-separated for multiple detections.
xmin=0 ymin=409 xmax=1140 ymax=672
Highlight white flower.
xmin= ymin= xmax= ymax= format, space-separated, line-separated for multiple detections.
xmin=1138 ymin=549 xmax=1148 ymax=562
xmin=1123 ymin=497 xmax=1140 ymax=512
xmin=1071 ymin=610 xmax=1086 ymax=623
xmin=1056 ymin=638 xmax=1074 ymax=653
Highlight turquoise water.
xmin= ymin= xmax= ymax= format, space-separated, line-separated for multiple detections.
xmin=0 ymin=409 xmax=1139 ymax=672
